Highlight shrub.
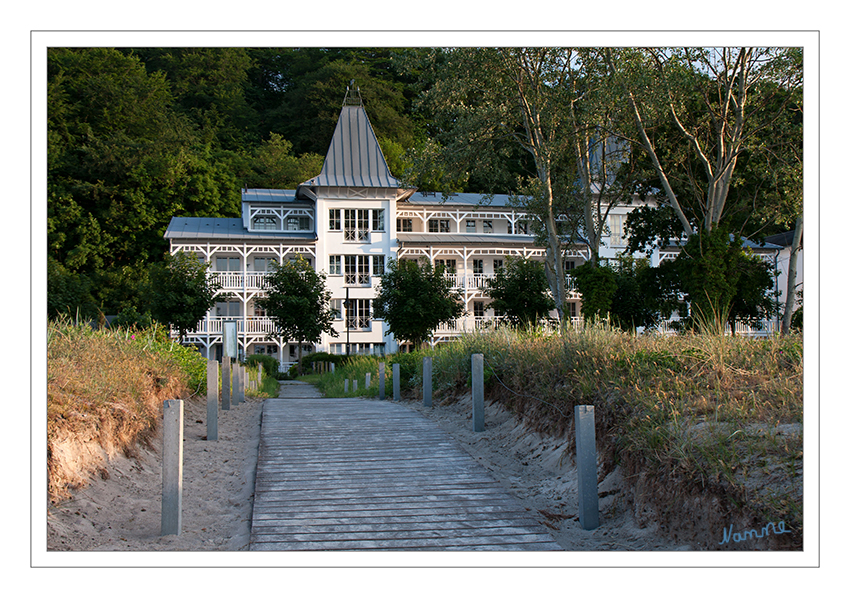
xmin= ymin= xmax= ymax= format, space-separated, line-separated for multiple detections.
xmin=246 ymin=353 xmax=280 ymax=377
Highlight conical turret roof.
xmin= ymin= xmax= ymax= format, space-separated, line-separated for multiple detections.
xmin=301 ymin=93 xmax=401 ymax=189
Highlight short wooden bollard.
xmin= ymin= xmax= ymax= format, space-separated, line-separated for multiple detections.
xmin=392 ymin=363 xmax=401 ymax=401
xmin=234 ymin=364 xmax=245 ymax=405
xmin=472 ymin=353 xmax=484 ymax=432
xmin=161 ymin=399 xmax=183 ymax=536
xmin=330 ymin=363 xmax=335 ymax=374
xmin=575 ymin=405 xmax=600 ymax=530
xmin=344 ymin=379 xmax=349 ymax=393
xmin=379 ymin=362 xmax=386 ymax=400
xmin=353 ymin=379 xmax=358 ymax=393
xmin=206 ymin=360 xmax=218 ymax=441
xmin=231 ymin=364 xmax=239 ymax=406
xmin=221 ymin=357 xmax=231 ymax=411
xmin=365 ymin=372 xmax=371 ymax=388
xmin=423 ymin=356 xmax=432 ymax=408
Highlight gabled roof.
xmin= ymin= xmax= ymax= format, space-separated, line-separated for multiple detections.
xmin=164 ymin=217 xmax=316 ymax=242
xmin=404 ymin=192 xmax=521 ymax=208
xmin=664 ymin=234 xmax=782 ymax=252
xmin=301 ymin=104 xmax=402 ymax=189
xmin=241 ymin=189 xmax=300 ymax=203
xmin=397 ymin=233 xmax=540 ymax=246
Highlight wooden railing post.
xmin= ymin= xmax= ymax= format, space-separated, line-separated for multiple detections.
xmin=423 ymin=356 xmax=432 ymax=408
xmin=206 ymin=360 xmax=218 ymax=441
xmin=575 ymin=405 xmax=600 ymax=530
xmin=221 ymin=357 xmax=231 ymax=411
xmin=161 ymin=399 xmax=183 ymax=536
xmin=472 ymin=354 xmax=484 ymax=432
xmin=379 ymin=362 xmax=386 ymax=400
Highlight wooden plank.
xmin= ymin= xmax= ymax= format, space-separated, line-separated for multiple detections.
xmin=249 ymin=397 xmax=562 ymax=551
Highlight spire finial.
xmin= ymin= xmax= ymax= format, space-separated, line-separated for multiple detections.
xmin=343 ymin=80 xmax=362 ymax=107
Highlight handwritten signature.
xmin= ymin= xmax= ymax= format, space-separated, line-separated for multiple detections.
xmin=719 ymin=521 xmax=791 ymax=546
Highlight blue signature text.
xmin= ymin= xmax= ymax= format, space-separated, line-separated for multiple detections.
xmin=719 ymin=521 xmax=791 ymax=546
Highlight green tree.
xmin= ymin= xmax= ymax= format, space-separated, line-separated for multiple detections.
xmin=673 ymin=229 xmax=776 ymax=334
xmin=47 ymin=256 xmax=98 ymax=320
xmin=373 ymin=259 xmax=464 ymax=349
xmin=485 ymin=258 xmax=555 ymax=327
xmin=257 ymin=257 xmax=338 ymax=374
xmin=602 ymin=47 xmax=802 ymax=237
xmin=608 ymin=257 xmax=659 ymax=332
xmin=127 ymin=47 xmax=259 ymax=150
xmin=572 ymin=263 xmax=618 ymax=322
xmin=241 ymin=133 xmax=324 ymax=189
xmin=145 ymin=251 xmax=222 ymax=342
xmin=264 ymin=54 xmax=418 ymax=157
xmin=48 ymin=48 xmax=246 ymax=313
xmin=414 ymin=48 xmax=639 ymax=321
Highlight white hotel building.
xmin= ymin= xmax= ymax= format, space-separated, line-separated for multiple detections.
xmin=164 ymin=96 xmax=786 ymax=368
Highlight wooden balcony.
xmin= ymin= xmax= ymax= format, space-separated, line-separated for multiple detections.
xmin=445 ymin=273 xmax=577 ymax=292
xmin=182 ymin=316 xmax=280 ymax=336
xmin=210 ymin=271 xmax=269 ymax=291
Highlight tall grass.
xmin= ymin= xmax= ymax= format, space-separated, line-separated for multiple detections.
xmin=314 ymin=322 xmax=803 ymax=546
xmin=47 ymin=318 xmax=207 ymax=502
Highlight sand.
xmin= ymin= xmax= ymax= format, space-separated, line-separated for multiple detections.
xmin=47 ymin=393 xmax=264 ymax=551
xmin=46 ymin=381 xmax=682 ymax=551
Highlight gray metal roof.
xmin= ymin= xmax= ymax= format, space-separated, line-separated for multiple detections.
xmin=241 ymin=189 xmax=300 ymax=203
xmin=404 ymin=192 xmax=524 ymax=208
xmin=164 ymin=217 xmax=317 ymax=242
xmin=301 ymin=105 xmax=402 ymax=189
xmin=665 ymin=235 xmax=782 ymax=252
xmin=397 ymin=233 xmax=540 ymax=246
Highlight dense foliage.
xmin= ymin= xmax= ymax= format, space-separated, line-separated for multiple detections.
xmin=47 ymin=47 xmax=428 ymax=317
xmin=373 ymin=258 xmax=464 ymax=348
xmin=145 ymin=251 xmax=222 ymax=341
xmin=257 ymin=256 xmax=338 ymax=372
xmin=485 ymin=257 xmax=555 ymax=327
xmin=47 ymin=46 xmax=801 ymax=331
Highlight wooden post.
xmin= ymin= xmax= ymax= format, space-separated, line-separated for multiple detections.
xmin=344 ymin=379 xmax=349 ymax=393
xmin=393 ymin=363 xmax=400 ymax=401
xmin=575 ymin=405 xmax=600 ymax=530
xmin=353 ymin=379 xmax=358 ymax=393
xmin=472 ymin=353 xmax=484 ymax=432
xmin=161 ymin=399 xmax=183 ymax=535
xmin=365 ymin=372 xmax=371 ymax=388
xmin=206 ymin=360 xmax=218 ymax=441
xmin=379 ymin=362 xmax=386 ymax=400
xmin=234 ymin=363 xmax=244 ymax=405
xmin=423 ymin=356 xmax=432 ymax=408
xmin=221 ymin=357 xmax=231 ymax=411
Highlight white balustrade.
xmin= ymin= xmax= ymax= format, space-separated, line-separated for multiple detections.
xmin=209 ymin=271 xmax=270 ymax=290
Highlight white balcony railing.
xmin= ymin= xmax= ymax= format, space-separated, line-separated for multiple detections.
xmin=182 ymin=316 xmax=280 ymax=336
xmin=210 ymin=271 xmax=269 ymax=290
xmin=649 ymin=318 xmax=780 ymax=337
xmin=444 ymin=273 xmax=577 ymax=292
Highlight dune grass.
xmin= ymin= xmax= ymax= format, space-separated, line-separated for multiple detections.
xmin=307 ymin=322 xmax=803 ymax=547
xmin=46 ymin=318 xmax=277 ymax=502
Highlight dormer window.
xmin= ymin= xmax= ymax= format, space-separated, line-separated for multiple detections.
xmin=286 ymin=216 xmax=312 ymax=231
xmin=252 ymin=215 xmax=280 ymax=231
xmin=249 ymin=206 xmax=314 ymax=232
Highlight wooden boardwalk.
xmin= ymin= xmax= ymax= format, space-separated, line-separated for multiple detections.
xmin=249 ymin=397 xmax=562 ymax=551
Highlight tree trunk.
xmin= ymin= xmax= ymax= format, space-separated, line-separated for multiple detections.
xmin=542 ymin=173 xmax=567 ymax=322
xmin=296 ymin=340 xmax=304 ymax=376
xmin=781 ymin=214 xmax=803 ymax=335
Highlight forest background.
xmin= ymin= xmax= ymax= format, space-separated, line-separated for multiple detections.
xmin=46 ymin=46 xmax=801 ymax=323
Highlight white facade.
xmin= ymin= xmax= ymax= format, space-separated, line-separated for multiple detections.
xmin=164 ymin=99 xmax=787 ymax=368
